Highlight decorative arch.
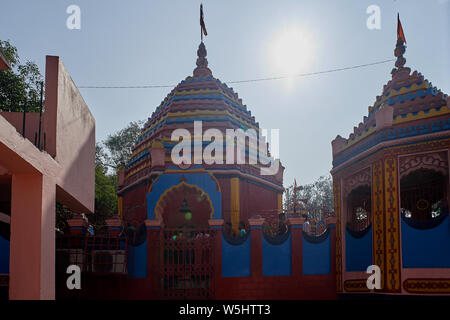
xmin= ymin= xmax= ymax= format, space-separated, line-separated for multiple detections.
xmin=154 ymin=181 xmax=215 ymax=224
xmin=399 ymin=151 xmax=448 ymax=179
xmin=400 ymin=167 xmax=448 ymax=223
xmin=346 ymin=185 xmax=371 ymax=232
xmin=344 ymin=168 xmax=372 ymax=233
xmin=147 ymin=172 xmax=222 ymax=221
xmin=343 ymin=167 xmax=371 ymax=197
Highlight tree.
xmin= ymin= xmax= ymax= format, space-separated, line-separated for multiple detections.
xmin=88 ymin=122 xmax=144 ymax=230
xmin=284 ymin=175 xmax=334 ymax=222
xmin=0 ymin=40 xmax=43 ymax=112
xmin=55 ymin=202 xmax=74 ymax=233
xmin=99 ymin=120 xmax=144 ymax=171
xmin=90 ymin=165 xmax=118 ymax=232
xmin=56 ymin=121 xmax=143 ymax=232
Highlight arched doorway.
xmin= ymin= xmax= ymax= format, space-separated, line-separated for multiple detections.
xmin=155 ymin=182 xmax=214 ymax=228
xmin=153 ymin=182 xmax=216 ymax=299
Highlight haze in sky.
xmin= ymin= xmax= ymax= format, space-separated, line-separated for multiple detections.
xmin=1 ymin=0 xmax=449 ymax=186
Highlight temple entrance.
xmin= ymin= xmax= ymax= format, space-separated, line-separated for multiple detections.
xmin=155 ymin=182 xmax=214 ymax=228
xmin=154 ymin=227 xmax=216 ymax=299
xmin=152 ymin=182 xmax=216 ymax=299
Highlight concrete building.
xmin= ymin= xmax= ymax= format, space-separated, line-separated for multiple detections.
xmin=0 ymin=55 xmax=95 ymax=299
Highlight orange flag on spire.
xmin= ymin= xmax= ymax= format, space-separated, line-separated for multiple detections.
xmin=200 ymin=4 xmax=207 ymax=37
xmin=397 ymin=13 xmax=406 ymax=43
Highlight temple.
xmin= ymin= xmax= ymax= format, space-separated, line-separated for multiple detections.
xmin=55 ymin=42 xmax=337 ymax=300
xmin=117 ymin=41 xmax=285 ymax=236
xmin=331 ymin=19 xmax=450 ymax=295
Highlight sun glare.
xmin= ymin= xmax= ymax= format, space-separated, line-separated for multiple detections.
xmin=269 ymin=25 xmax=315 ymax=79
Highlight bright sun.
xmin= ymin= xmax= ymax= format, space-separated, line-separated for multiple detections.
xmin=269 ymin=25 xmax=315 ymax=78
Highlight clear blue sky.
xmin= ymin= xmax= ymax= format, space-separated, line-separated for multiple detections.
xmin=1 ymin=0 xmax=449 ymax=185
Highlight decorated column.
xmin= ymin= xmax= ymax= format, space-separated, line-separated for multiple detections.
xmin=383 ymin=156 xmax=402 ymax=292
xmin=371 ymin=159 xmax=386 ymax=292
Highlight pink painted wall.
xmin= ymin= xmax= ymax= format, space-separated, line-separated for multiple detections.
xmin=44 ymin=56 xmax=95 ymax=213
xmin=9 ymin=174 xmax=55 ymax=300
xmin=0 ymin=112 xmax=41 ymax=146
xmin=0 ymin=55 xmax=96 ymax=299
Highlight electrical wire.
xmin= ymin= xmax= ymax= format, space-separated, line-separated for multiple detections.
xmin=78 ymin=58 xmax=395 ymax=89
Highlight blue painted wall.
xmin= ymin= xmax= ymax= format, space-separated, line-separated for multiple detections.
xmin=147 ymin=170 xmax=222 ymax=220
xmin=128 ymin=240 xmax=147 ymax=278
xmin=401 ymin=216 xmax=450 ymax=268
xmin=0 ymin=236 xmax=9 ymax=274
xmin=302 ymin=233 xmax=331 ymax=275
xmin=262 ymin=233 xmax=291 ymax=276
xmin=345 ymin=227 xmax=372 ymax=272
xmin=222 ymin=235 xmax=251 ymax=277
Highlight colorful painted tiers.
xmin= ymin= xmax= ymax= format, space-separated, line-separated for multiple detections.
xmin=117 ymin=42 xmax=284 ymax=235
xmin=331 ymin=24 xmax=450 ymax=296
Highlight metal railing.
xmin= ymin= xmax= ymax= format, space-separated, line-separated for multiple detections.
xmin=56 ymin=235 xmax=129 ymax=276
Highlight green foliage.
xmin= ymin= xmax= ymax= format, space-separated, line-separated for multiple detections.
xmin=284 ymin=175 xmax=333 ymax=221
xmin=55 ymin=203 xmax=73 ymax=233
xmin=91 ymin=165 xmax=118 ymax=230
xmin=0 ymin=40 xmax=43 ymax=112
xmin=89 ymin=121 xmax=144 ymax=229
xmin=99 ymin=120 xmax=144 ymax=170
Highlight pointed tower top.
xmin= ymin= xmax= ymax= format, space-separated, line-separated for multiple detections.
xmin=392 ymin=14 xmax=408 ymax=76
xmin=193 ymin=42 xmax=212 ymax=77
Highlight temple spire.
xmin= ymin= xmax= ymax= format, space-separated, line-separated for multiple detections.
xmin=392 ymin=13 xmax=408 ymax=76
xmin=193 ymin=41 xmax=212 ymax=77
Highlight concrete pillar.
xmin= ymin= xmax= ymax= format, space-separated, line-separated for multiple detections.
xmin=105 ymin=214 xmax=122 ymax=237
xmin=230 ymin=177 xmax=240 ymax=236
xmin=9 ymin=173 xmax=55 ymax=300
xmin=145 ymin=218 xmax=163 ymax=299
xmin=248 ymin=217 xmax=265 ymax=278
xmin=209 ymin=218 xmax=223 ymax=298
xmin=325 ymin=215 xmax=338 ymax=288
xmin=288 ymin=217 xmax=305 ymax=277
xmin=332 ymin=177 xmax=343 ymax=292
xmin=67 ymin=213 xmax=89 ymax=236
